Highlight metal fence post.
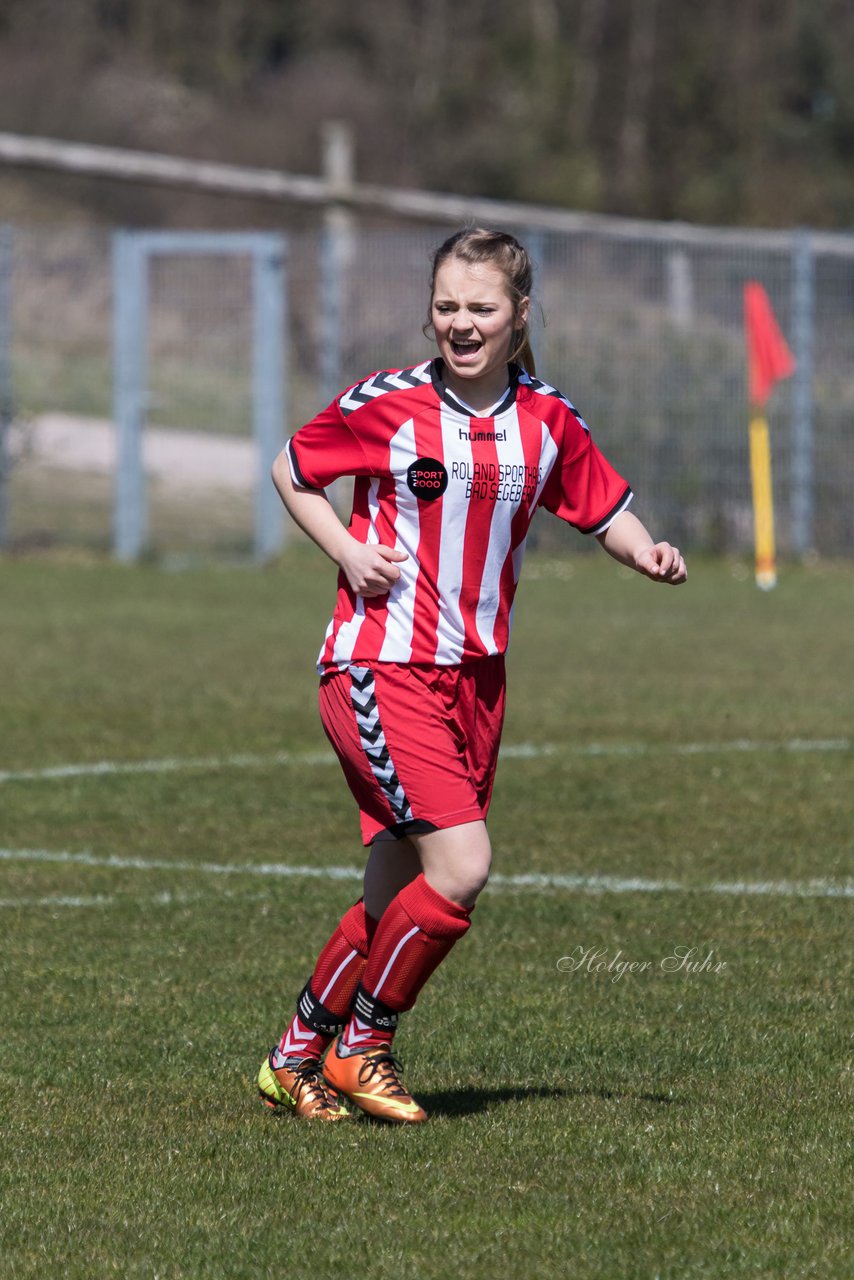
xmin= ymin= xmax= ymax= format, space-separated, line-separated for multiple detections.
xmin=791 ymin=229 xmax=815 ymax=557
xmin=252 ymin=237 xmax=287 ymax=561
xmin=319 ymin=223 xmax=342 ymax=410
xmin=112 ymin=231 xmax=148 ymax=561
xmin=0 ymin=226 xmax=12 ymax=550
xmin=666 ymin=247 xmax=694 ymax=330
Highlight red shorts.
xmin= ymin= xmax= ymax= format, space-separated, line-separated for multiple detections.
xmin=318 ymin=656 xmax=506 ymax=845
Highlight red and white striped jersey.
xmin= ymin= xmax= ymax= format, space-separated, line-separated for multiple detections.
xmin=286 ymin=360 xmax=632 ymax=670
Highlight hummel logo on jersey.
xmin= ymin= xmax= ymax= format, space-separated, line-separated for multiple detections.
xmin=459 ymin=427 xmax=506 ymax=442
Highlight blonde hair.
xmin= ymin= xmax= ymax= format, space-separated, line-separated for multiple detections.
xmin=426 ymin=227 xmax=536 ymax=376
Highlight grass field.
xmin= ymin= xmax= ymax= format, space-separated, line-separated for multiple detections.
xmin=1 ymin=549 xmax=852 ymax=1279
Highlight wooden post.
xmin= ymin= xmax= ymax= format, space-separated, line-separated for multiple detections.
xmin=320 ymin=121 xmax=355 ymax=517
xmin=0 ymin=225 xmax=11 ymax=550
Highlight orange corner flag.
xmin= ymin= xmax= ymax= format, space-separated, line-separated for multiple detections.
xmin=744 ymin=283 xmax=795 ymax=407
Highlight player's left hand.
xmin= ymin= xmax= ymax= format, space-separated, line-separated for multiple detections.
xmin=635 ymin=543 xmax=687 ymax=584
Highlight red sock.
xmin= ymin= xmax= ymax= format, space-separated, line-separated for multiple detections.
xmin=276 ymin=899 xmax=377 ymax=1062
xmin=341 ymin=874 xmax=472 ymax=1052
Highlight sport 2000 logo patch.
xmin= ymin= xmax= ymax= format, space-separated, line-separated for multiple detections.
xmin=406 ymin=457 xmax=448 ymax=502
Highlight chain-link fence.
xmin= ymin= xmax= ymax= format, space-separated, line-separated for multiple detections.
xmin=1 ymin=219 xmax=852 ymax=558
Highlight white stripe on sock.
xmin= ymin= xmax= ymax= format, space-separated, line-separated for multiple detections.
xmin=318 ymin=947 xmax=359 ymax=1006
xmin=371 ymin=924 xmax=420 ymax=1000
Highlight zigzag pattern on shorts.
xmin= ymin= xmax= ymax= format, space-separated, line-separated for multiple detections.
xmin=348 ymin=667 xmax=413 ymax=823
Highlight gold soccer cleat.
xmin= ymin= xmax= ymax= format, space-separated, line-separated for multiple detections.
xmin=258 ymin=1050 xmax=351 ymax=1120
xmin=322 ymin=1038 xmax=427 ymax=1124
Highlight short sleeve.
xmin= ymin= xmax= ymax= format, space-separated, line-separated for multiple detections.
xmin=539 ymin=416 xmax=633 ymax=535
xmin=285 ymin=399 xmax=373 ymax=490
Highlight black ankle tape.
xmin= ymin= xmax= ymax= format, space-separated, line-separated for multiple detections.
xmin=297 ymin=981 xmax=346 ymax=1037
xmin=351 ymin=982 xmax=400 ymax=1033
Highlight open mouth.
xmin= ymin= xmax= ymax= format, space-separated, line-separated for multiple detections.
xmin=450 ymin=339 xmax=481 ymax=358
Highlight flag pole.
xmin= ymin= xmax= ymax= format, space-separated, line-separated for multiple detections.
xmin=743 ymin=282 xmax=795 ymax=591
xmin=749 ymin=409 xmax=776 ymax=590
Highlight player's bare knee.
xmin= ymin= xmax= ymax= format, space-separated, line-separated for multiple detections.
xmin=462 ymin=858 xmax=491 ymax=905
xmin=413 ymin=822 xmax=491 ymax=907
xmin=464 ymin=840 xmax=493 ymax=897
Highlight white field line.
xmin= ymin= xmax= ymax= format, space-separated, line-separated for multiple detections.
xmin=0 ymin=847 xmax=852 ymax=902
xmin=0 ymin=749 xmax=334 ymax=784
xmin=0 ymin=887 xmax=269 ymax=910
xmin=0 ymin=736 xmax=850 ymax=786
xmin=0 ymin=894 xmax=116 ymax=909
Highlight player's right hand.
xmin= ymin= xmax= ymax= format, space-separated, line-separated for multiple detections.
xmin=339 ymin=541 xmax=408 ymax=597
xmin=635 ymin=542 xmax=687 ymax=584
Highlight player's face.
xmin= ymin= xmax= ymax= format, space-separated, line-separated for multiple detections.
xmin=431 ymin=257 xmax=529 ymax=405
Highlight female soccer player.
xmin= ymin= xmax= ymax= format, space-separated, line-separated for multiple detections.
xmin=257 ymin=227 xmax=687 ymax=1123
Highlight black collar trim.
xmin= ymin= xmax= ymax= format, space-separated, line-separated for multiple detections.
xmin=430 ymin=359 xmax=521 ymax=417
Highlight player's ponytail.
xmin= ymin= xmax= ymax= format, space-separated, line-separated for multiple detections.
xmin=512 ymin=332 xmax=537 ymax=378
xmin=427 ymin=227 xmax=537 ymax=377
